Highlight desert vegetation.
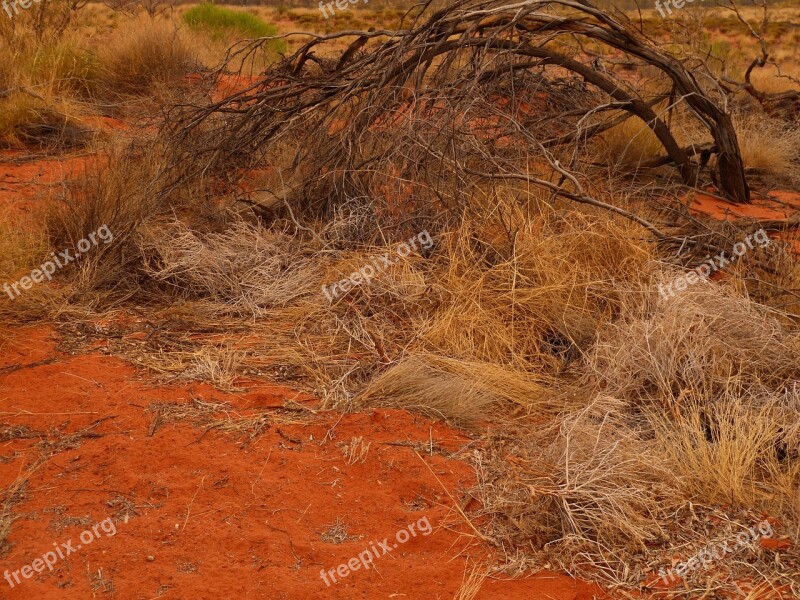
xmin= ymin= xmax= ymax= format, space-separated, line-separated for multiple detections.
xmin=0 ymin=0 xmax=798 ymax=598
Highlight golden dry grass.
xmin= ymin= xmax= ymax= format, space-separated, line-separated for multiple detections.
xmin=598 ymin=117 xmax=666 ymax=169
xmin=0 ymin=207 xmax=53 ymax=322
xmin=650 ymin=390 xmax=800 ymax=518
xmin=94 ymin=16 xmax=195 ymax=98
xmin=735 ymin=114 xmax=800 ymax=180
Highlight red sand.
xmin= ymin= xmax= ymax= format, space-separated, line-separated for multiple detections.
xmin=0 ymin=152 xmax=90 ymax=216
xmin=688 ymin=189 xmax=800 ymax=253
xmin=689 ymin=189 xmax=800 ymax=222
xmin=0 ymin=325 xmax=606 ymax=599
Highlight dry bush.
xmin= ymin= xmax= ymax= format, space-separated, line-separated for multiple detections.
xmin=95 ymin=17 xmax=194 ymax=98
xmin=71 ymin=196 xmax=662 ymax=414
xmin=168 ymin=0 xmax=763 ymax=219
xmin=649 ymin=388 xmax=800 ymax=520
xmin=473 ymin=397 xmax=677 ymax=582
xmin=588 ymin=273 xmax=800 ymax=407
xmin=137 ymin=219 xmax=321 ymax=314
xmin=734 ymin=114 xmax=800 ymax=181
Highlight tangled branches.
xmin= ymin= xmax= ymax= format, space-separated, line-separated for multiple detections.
xmin=167 ymin=0 xmax=755 ymax=234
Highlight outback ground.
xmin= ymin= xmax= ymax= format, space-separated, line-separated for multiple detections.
xmin=1 ymin=1 xmax=799 ymax=599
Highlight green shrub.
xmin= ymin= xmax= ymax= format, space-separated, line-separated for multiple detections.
xmin=183 ymin=3 xmax=281 ymax=44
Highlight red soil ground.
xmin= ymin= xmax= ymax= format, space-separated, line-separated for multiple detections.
xmin=690 ymin=189 xmax=800 ymax=251
xmin=0 ymin=326 xmax=607 ymax=600
xmin=0 ymin=152 xmax=90 ymax=216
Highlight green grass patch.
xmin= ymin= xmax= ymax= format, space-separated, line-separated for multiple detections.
xmin=183 ymin=3 xmax=281 ymax=43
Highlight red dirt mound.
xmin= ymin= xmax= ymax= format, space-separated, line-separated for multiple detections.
xmin=0 ymin=325 xmax=606 ymax=600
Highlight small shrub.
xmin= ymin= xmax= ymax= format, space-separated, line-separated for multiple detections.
xmin=183 ymin=3 xmax=282 ymax=45
xmin=26 ymin=40 xmax=100 ymax=97
xmin=95 ymin=18 xmax=194 ymax=97
xmin=0 ymin=93 xmax=91 ymax=149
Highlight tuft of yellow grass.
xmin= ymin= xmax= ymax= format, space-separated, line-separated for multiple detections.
xmin=734 ymin=114 xmax=800 ymax=180
xmin=0 ymin=92 xmax=90 ymax=149
xmin=0 ymin=208 xmax=53 ymax=323
xmin=598 ymin=117 xmax=666 ymax=169
xmin=356 ymin=354 xmax=547 ymax=428
xmin=420 ymin=207 xmax=655 ymax=375
xmin=95 ymin=16 xmax=195 ymax=98
xmin=649 ymin=389 xmax=800 ymax=517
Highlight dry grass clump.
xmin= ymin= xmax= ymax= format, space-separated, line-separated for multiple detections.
xmin=749 ymin=64 xmax=800 ymax=96
xmin=356 ymin=354 xmax=547 ymax=428
xmin=473 ymin=397 xmax=677 ymax=581
xmin=420 ymin=208 xmax=655 ymax=374
xmin=0 ymin=209 xmax=47 ymax=283
xmin=94 ymin=17 xmax=195 ymax=98
xmin=23 ymin=36 xmax=101 ymax=97
xmin=734 ymin=114 xmax=800 ymax=182
xmin=742 ymin=240 xmax=800 ymax=319
xmin=649 ymin=388 xmax=800 ymax=519
xmin=138 ymin=219 xmax=321 ymax=314
xmin=0 ymin=208 xmax=53 ymax=322
xmin=44 ymin=142 xmax=166 ymax=299
xmin=0 ymin=10 xmax=204 ymax=139
xmin=597 ymin=117 xmax=666 ymax=169
xmin=588 ymin=273 xmax=800 ymax=407
xmin=0 ymin=29 xmax=98 ymax=149
xmin=0 ymin=93 xmax=91 ymax=149
xmin=181 ymin=345 xmax=245 ymax=392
